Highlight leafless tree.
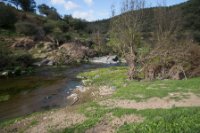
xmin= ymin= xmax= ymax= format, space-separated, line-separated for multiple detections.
xmin=153 ymin=1 xmax=181 ymax=46
xmin=110 ymin=0 xmax=145 ymax=79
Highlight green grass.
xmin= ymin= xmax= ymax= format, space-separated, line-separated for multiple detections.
xmin=63 ymin=101 xmax=200 ymax=133
xmin=0 ymin=94 xmax=10 ymax=102
xmin=79 ymin=66 xmax=200 ymax=101
xmin=117 ymin=107 xmax=200 ymax=133
xmin=63 ymin=102 xmax=111 ymax=133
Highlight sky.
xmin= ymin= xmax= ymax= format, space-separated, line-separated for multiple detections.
xmin=35 ymin=0 xmax=187 ymax=21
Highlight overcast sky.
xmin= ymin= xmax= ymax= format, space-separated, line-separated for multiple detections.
xmin=35 ymin=0 xmax=187 ymax=21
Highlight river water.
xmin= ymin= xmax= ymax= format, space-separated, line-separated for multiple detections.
xmin=0 ymin=63 xmax=111 ymax=122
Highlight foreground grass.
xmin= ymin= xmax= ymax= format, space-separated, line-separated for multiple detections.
xmin=62 ymin=66 xmax=200 ymax=132
xmin=79 ymin=66 xmax=200 ymax=101
xmin=63 ymin=102 xmax=200 ymax=133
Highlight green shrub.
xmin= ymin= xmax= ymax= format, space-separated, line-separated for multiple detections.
xmin=15 ymin=21 xmax=38 ymax=35
xmin=0 ymin=45 xmax=34 ymax=70
xmin=43 ymin=20 xmax=69 ymax=34
xmin=0 ymin=45 xmax=12 ymax=70
xmin=14 ymin=53 xmax=34 ymax=68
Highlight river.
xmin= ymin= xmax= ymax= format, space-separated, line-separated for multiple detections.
xmin=0 ymin=63 xmax=114 ymax=122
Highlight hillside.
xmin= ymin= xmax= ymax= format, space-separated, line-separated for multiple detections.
xmin=88 ymin=0 xmax=200 ymax=42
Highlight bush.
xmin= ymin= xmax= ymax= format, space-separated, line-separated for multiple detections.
xmin=15 ymin=21 xmax=38 ymax=35
xmin=43 ymin=20 xmax=68 ymax=34
xmin=14 ymin=53 xmax=34 ymax=67
xmin=50 ymin=32 xmax=72 ymax=44
xmin=0 ymin=3 xmax=17 ymax=29
xmin=0 ymin=45 xmax=34 ymax=71
xmin=0 ymin=45 xmax=12 ymax=70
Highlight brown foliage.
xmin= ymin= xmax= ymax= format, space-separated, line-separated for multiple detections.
xmin=142 ymin=40 xmax=200 ymax=80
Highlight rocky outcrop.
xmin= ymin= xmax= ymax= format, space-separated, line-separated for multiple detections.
xmin=50 ymin=43 xmax=91 ymax=65
xmin=11 ymin=37 xmax=35 ymax=50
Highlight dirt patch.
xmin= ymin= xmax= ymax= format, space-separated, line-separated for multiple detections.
xmin=1 ymin=108 xmax=86 ymax=133
xmin=86 ymin=114 xmax=143 ymax=133
xmin=111 ymin=114 xmax=144 ymax=127
xmin=99 ymin=86 xmax=116 ymax=96
xmin=99 ymin=93 xmax=200 ymax=110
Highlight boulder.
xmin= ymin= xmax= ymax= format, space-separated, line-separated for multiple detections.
xmin=43 ymin=42 xmax=56 ymax=51
xmin=1 ymin=71 xmax=9 ymax=76
xmin=33 ymin=59 xmax=54 ymax=67
xmin=67 ymin=93 xmax=79 ymax=105
xmin=90 ymin=55 xmax=119 ymax=64
xmin=11 ymin=37 xmax=35 ymax=50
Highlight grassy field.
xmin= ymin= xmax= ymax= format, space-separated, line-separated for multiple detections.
xmin=79 ymin=66 xmax=200 ymax=101
xmin=64 ymin=102 xmax=200 ymax=133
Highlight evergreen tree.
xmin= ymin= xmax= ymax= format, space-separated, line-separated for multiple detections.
xmin=19 ymin=0 xmax=36 ymax=12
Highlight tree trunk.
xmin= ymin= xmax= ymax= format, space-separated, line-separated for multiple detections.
xmin=125 ymin=53 xmax=136 ymax=80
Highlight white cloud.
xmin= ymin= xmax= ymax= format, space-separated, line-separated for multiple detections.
xmin=72 ymin=10 xmax=94 ymax=21
xmin=84 ymin=0 xmax=93 ymax=6
xmin=51 ymin=0 xmax=79 ymax=10
xmin=64 ymin=1 xmax=79 ymax=10
xmin=51 ymin=0 xmax=65 ymax=4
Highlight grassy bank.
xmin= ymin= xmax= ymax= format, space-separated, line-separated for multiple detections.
xmin=79 ymin=66 xmax=200 ymax=101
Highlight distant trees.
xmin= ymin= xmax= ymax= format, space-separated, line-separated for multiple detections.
xmin=0 ymin=3 xmax=17 ymax=28
xmin=8 ymin=0 xmax=20 ymax=9
xmin=19 ymin=0 xmax=36 ymax=12
xmin=182 ymin=0 xmax=200 ymax=42
xmin=5 ymin=0 xmax=36 ymax=12
xmin=38 ymin=4 xmax=61 ymax=20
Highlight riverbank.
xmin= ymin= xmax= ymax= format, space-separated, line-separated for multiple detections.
xmin=1 ymin=66 xmax=200 ymax=132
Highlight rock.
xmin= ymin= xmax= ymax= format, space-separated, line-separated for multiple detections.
xmin=77 ymin=76 xmax=86 ymax=79
xmin=168 ymin=65 xmax=185 ymax=80
xmin=11 ymin=37 xmax=35 ymax=50
xmin=90 ymin=55 xmax=119 ymax=64
xmin=33 ymin=59 xmax=54 ymax=67
xmin=82 ymin=79 xmax=92 ymax=86
xmin=47 ymin=61 xmax=54 ymax=66
xmin=67 ymin=93 xmax=79 ymax=105
xmin=67 ymin=93 xmax=78 ymax=100
xmin=75 ymin=86 xmax=91 ymax=93
xmin=43 ymin=42 xmax=55 ymax=51
xmin=1 ymin=71 xmax=9 ymax=76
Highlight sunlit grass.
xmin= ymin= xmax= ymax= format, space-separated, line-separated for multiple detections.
xmin=79 ymin=66 xmax=200 ymax=101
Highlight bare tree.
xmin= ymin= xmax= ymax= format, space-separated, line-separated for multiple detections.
xmin=153 ymin=1 xmax=181 ymax=46
xmin=142 ymin=0 xmax=184 ymax=80
xmin=110 ymin=0 xmax=145 ymax=79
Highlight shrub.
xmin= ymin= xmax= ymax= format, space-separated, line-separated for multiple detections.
xmin=14 ymin=53 xmax=34 ymax=67
xmin=0 ymin=44 xmax=34 ymax=71
xmin=43 ymin=20 xmax=69 ymax=34
xmin=0 ymin=45 xmax=12 ymax=70
xmin=15 ymin=21 xmax=38 ymax=35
